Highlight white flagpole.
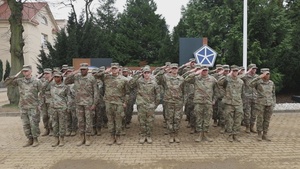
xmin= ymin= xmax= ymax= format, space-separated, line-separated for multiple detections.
xmin=243 ymin=0 xmax=248 ymax=69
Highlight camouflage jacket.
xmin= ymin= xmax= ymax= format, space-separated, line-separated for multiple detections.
xmin=40 ymin=78 xmax=55 ymax=104
xmin=4 ymin=76 xmax=42 ymax=109
xmin=50 ymin=82 xmax=68 ymax=109
xmin=65 ymin=73 xmax=99 ymax=106
xmin=239 ymin=73 xmax=259 ymax=98
xmin=67 ymin=84 xmax=76 ymax=108
xmin=250 ymin=77 xmax=276 ymax=106
xmin=129 ymin=74 xmax=160 ymax=107
xmin=96 ymin=79 xmax=105 ymax=107
xmin=218 ymin=75 xmax=244 ymax=106
xmin=156 ymin=72 xmax=184 ymax=104
xmin=185 ymin=73 xmax=217 ymax=105
xmin=94 ymin=72 xmax=129 ymax=105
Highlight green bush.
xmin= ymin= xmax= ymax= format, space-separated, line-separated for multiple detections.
xmin=3 ymin=60 xmax=10 ymax=81
xmin=270 ymin=68 xmax=284 ymax=93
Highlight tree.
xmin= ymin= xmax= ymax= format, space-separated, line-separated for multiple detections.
xmin=4 ymin=60 xmax=11 ymax=81
xmin=0 ymin=60 xmax=3 ymax=82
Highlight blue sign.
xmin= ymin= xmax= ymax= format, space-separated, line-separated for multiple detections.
xmin=194 ymin=45 xmax=217 ymax=67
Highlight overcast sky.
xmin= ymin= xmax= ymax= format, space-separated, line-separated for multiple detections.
xmin=49 ymin=0 xmax=189 ymax=31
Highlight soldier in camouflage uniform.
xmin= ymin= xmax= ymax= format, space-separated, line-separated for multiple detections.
xmin=178 ymin=59 xmax=196 ymax=133
xmin=240 ymin=64 xmax=259 ymax=133
xmin=185 ymin=66 xmax=217 ymax=142
xmin=98 ymin=66 xmax=108 ymax=128
xmin=65 ymin=63 xmax=99 ymax=146
xmin=129 ymin=66 xmax=160 ymax=144
xmin=65 ymin=67 xmax=78 ymax=136
xmin=4 ymin=65 xmax=42 ymax=147
xmin=218 ymin=65 xmax=245 ymax=142
xmin=156 ymin=63 xmax=184 ymax=143
xmin=211 ymin=64 xmax=223 ymax=127
xmin=250 ymin=68 xmax=276 ymax=141
xmin=94 ymin=63 xmax=129 ymax=145
xmin=91 ymin=68 xmax=103 ymax=136
xmin=40 ymin=68 xmax=54 ymax=136
xmin=50 ymin=72 xmax=68 ymax=147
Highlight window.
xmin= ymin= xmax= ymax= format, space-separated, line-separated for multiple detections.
xmin=41 ymin=16 xmax=48 ymax=25
xmin=41 ymin=34 xmax=48 ymax=48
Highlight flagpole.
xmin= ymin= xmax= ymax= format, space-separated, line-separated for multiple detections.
xmin=243 ymin=0 xmax=248 ymax=69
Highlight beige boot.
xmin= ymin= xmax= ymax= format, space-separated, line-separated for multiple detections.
xmin=96 ymin=128 xmax=101 ymax=136
xmin=195 ymin=132 xmax=203 ymax=142
xmin=250 ymin=124 xmax=257 ymax=133
xmin=41 ymin=129 xmax=50 ymax=136
xmin=107 ymin=135 xmax=115 ymax=145
xmin=139 ymin=137 xmax=146 ymax=144
xmin=91 ymin=128 xmax=96 ymax=136
xmin=245 ymin=125 xmax=250 ymax=133
xmin=23 ymin=138 xmax=33 ymax=147
xmin=233 ymin=134 xmax=241 ymax=142
xmin=32 ymin=138 xmax=39 ymax=147
xmin=116 ymin=136 xmax=122 ymax=145
xmin=227 ymin=134 xmax=233 ymax=142
xmin=65 ymin=130 xmax=71 ymax=136
xmin=85 ymin=135 xmax=91 ymax=146
xmin=59 ymin=136 xmax=65 ymax=147
xmin=76 ymin=134 xmax=85 ymax=146
xmin=174 ymin=132 xmax=180 ymax=143
xmin=48 ymin=129 xmax=53 ymax=136
xmin=213 ymin=120 xmax=218 ymax=127
xmin=169 ymin=133 xmax=174 ymax=143
xmin=190 ymin=127 xmax=195 ymax=134
xmin=257 ymin=131 xmax=262 ymax=141
xmin=146 ymin=137 xmax=152 ymax=144
xmin=70 ymin=131 xmax=76 ymax=136
xmin=52 ymin=137 xmax=59 ymax=147
xmin=262 ymin=131 xmax=271 ymax=141
xmin=220 ymin=126 xmax=225 ymax=134
xmin=203 ymin=132 xmax=213 ymax=142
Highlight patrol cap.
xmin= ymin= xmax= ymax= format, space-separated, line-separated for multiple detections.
xmin=53 ymin=72 xmax=62 ymax=77
xmin=170 ymin=63 xmax=179 ymax=69
xmin=260 ymin=68 xmax=270 ymax=74
xmin=195 ymin=64 xmax=202 ymax=69
xmin=222 ymin=65 xmax=230 ymax=71
xmin=43 ymin=68 xmax=52 ymax=74
xmin=201 ymin=66 xmax=209 ymax=71
xmin=239 ymin=66 xmax=245 ymax=70
xmin=80 ymin=63 xmax=89 ymax=70
xmin=142 ymin=65 xmax=151 ymax=72
xmin=53 ymin=67 xmax=60 ymax=72
xmin=91 ymin=68 xmax=99 ymax=73
xmin=231 ymin=65 xmax=239 ymax=71
xmin=189 ymin=58 xmax=196 ymax=62
xmin=61 ymin=64 xmax=68 ymax=70
xmin=165 ymin=62 xmax=171 ymax=66
xmin=111 ymin=63 xmax=119 ymax=68
xmin=66 ymin=66 xmax=74 ymax=72
xmin=248 ymin=63 xmax=258 ymax=69
xmin=122 ymin=67 xmax=129 ymax=72
xmin=22 ymin=65 xmax=32 ymax=71
xmin=216 ymin=64 xmax=223 ymax=69
xmin=99 ymin=66 xmax=105 ymax=71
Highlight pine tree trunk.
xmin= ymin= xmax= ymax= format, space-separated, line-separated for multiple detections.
xmin=7 ymin=0 xmax=24 ymax=104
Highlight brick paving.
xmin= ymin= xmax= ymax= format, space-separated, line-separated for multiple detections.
xmin=0 ymin=113 xmax=300 ymax=169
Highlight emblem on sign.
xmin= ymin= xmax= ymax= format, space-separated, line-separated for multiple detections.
xmin=194 ymin=45 xmax=217 ymax=67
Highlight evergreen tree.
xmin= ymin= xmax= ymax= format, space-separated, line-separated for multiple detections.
xmin=0 ymin=60 xmax=3 ymax=82
xmin=4 ymin=60 xmax=10 ymax=81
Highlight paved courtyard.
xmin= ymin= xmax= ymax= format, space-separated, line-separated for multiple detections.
xmin=0 ymin=113 xmax=300 ymax=169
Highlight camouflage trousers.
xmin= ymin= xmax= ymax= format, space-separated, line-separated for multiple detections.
xmin=20 ymin=108 xmax=40 ymax=139
xmin=165 ymin=102 xmax=183 ymax=134
xmin=106 ymin=103 xmax=124 ymax=136
xmin=66 ymin=106 xmax=78 ymax=132
xmin=184 ymin=99 xmax=195 ymax=127
xmin=52 ymin=108 xmax=67 ymax=137
xmin=254 ymin=104 xmax=273 ymax=132
xmin=224 ymin=104 xmax=243 ymax=134
xmin=77 ymin=105 xmax=94 ymax=135
xmin=137 ymin=104 xmax=155 ymax=137
xmin=212 ymin=99 xmax=219 ymax=121
xmin=194 ymin=103 xmax=213 ymax=132
xmin=40 ymin=103 xmax=52 ymax=130
xmin=243 ymin=97 xmax=256 ymax=126
xmin=93 ymin=105 xmax=104 ymax=129
xmin=217 ymin=99 xmax=225 ymax=127
xmin=125 ymin=96 xmax=135 ymax=125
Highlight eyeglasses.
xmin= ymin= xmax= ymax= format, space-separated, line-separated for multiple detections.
xmin=54 ymin=76 xmax=61 ymax=78
xmin=143 ymin=72 xmax=150 ymax=74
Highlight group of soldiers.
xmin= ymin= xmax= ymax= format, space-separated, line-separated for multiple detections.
xmin=4 ymin=59 xmax=276 ymax=147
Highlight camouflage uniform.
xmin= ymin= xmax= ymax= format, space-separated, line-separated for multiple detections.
xmin=218 ymin=66 xmax=244 ymax=141
xmin=94 ymin=63 xmax=129 ymax=140
xmin=64 ymin=64 xmax=99 ymax=137
xmin=156 ymin=63 xmax=184 ymax=142
xmin=40 ymin=77 xmax=54 ymax=136
xmin=250 ymin=68 xmax=276 ymax=141
xmin=50 ymin=75 xmax=68 ymax=137
xmin=240 ymin=64 xmax=259 ymax=132
xmin=122 ymin=68 xmax=136 ymax=127
xmin=4 ymin=65 xmax=42 ymax=147
xmin=92 ymin=69 xmax=103 ymax=136
xmin=129 ymin=66 xmax=160 ymax=143
xmin=211 ymin=64 xmax=223 ymax=125
xmin=184 ymin=68 xmax=217 ymax=137
xmin=65 ymin=83 xmax=78 ymax=135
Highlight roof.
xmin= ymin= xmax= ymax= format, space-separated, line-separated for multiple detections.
xmin=0 ymin=2 xmax=56 ymax=28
